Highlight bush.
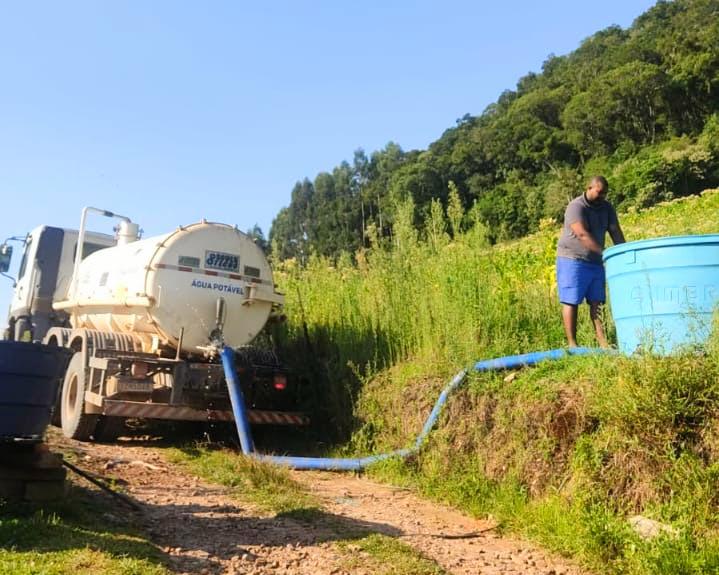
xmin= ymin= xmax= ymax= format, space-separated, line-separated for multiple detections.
xmin=610 ymin=138 xmax=718 ymax=209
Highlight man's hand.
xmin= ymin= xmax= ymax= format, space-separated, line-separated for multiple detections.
xmin=569 ymin=221 xmax=603 ymax=255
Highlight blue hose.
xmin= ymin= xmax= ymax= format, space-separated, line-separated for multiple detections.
xmin=219 ymin=347 xmax=254 ymax=454
xmin=219 ymin=346 xmax=602 ymax=471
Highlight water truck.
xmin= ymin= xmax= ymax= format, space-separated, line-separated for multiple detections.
xmin=1 ymin=207 xmax=307 ymax=441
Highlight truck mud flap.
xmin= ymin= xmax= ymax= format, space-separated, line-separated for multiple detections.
xmin=101 ymin=399 xmax=309 ymax=425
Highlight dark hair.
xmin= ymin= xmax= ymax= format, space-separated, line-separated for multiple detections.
xmin=590 ymin=175 xmax=609 ymax=190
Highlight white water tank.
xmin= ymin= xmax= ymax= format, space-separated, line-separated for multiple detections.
xmin=54 ymin=222 xmax=283 ymax=354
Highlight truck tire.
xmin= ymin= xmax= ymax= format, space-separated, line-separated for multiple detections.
xmin=61 ymin=352 xmax=98 ymax=440
xmin=93 ymin=416 xmax=126 ymax=442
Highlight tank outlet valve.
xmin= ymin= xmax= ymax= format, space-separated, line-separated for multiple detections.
xmin=208 ymin=297 xmax=227 ymax=349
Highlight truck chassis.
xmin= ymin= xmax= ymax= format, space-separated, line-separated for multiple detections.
xmin=45 ymin=327 xmax=308 ymax=441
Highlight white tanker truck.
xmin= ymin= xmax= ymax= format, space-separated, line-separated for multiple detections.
xmin=1 ymin=207 xmax=307 ymax=441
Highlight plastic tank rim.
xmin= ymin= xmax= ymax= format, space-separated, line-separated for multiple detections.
xmin=603 ymin=234 xmax=719 ymax=263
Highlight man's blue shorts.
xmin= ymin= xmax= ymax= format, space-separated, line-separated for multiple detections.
xmin=556 ymin=256 xmax=606 ymax=305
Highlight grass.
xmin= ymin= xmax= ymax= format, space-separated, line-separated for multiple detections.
xmin=166 ymin=444 xmax=320 ymax=515
xmin=272 ymin=189 xmax=719 ymax=437
xmin=337 ymin=534 xmax=446 ymax=575
xmin=360 ymin=351 xmax=719 ymax=574
xmin=0 ymin=486 xmax=167 ymax=575
xmin=265 ymin=189 xmax=719 ymax=574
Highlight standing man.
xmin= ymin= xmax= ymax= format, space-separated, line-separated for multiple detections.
xmin=556 ymin=176 xmax=625 ymax=348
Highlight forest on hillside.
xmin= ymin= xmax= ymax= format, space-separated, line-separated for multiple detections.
xmin=268 ymin=0 xmax=719 ymax=260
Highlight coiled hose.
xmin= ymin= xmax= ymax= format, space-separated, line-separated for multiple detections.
xmin=220 ymin=346 xmax=601 ymax=471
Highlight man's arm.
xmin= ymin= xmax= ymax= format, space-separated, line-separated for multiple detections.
xmin=608 ymin=222 xmax=625 ymax=245
xmin=569 ymin=221 xmax=603 ymax=255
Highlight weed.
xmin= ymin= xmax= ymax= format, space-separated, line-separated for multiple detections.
xmin=166 ymin=444 xmax=319 ymax=515
xmin=337 ymin=533 xmax=446 ymax=575
xmin=0 ymin=486 xmax=167 ymax=575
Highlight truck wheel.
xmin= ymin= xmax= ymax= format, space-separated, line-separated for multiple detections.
xmin=61 ymin=352 xmax=98 ymax=440
xmin=93 ymin=416 xmax=126 ymax=442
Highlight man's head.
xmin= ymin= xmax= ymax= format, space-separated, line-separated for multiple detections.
xmin=585 ymin=175 xmax=609 ymax=203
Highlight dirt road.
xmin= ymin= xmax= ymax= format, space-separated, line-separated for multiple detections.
xmin=52 ymin=434 xmax=585 ymax=575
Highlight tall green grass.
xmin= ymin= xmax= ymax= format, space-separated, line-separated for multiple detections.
xmin=269 ymin=189 xmax=719 ymax=574
xmin=273 ymin=189 xmax=719 ymax=437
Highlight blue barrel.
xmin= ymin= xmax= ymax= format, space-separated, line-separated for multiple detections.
xmin=603 ymin=235 xmax=719 ymax=355
xmin=0 ymin=341 xmax=71 ymax=440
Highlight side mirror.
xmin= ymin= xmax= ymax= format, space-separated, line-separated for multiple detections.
xmin=0 ymin=244 xmax=12 ymax=273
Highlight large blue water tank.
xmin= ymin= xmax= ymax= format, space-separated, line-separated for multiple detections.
xmin=603 ymin=235 xmax=719 ymax=355
xmin=0 ymin=342 xmax=71 ymax=440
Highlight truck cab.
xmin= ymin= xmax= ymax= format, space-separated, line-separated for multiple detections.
xmin=4 ymin=226 xmax=115 ymax=342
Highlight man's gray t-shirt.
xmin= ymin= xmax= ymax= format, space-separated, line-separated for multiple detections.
xmin=557 ymin=194 xmax=618 ymax=264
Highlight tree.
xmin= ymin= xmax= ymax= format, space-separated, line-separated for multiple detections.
xmin=246 ymin=224 xmax=268 ymax=253
xmin=562 ymin=62 xmax=670 ymax=158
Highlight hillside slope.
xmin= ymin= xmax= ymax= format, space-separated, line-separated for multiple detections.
xmin=273 ymin=189 xmax=719 ymax=575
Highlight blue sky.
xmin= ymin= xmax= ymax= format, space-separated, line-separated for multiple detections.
xmin=0 ymin=0 xmax=655 ymax=311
